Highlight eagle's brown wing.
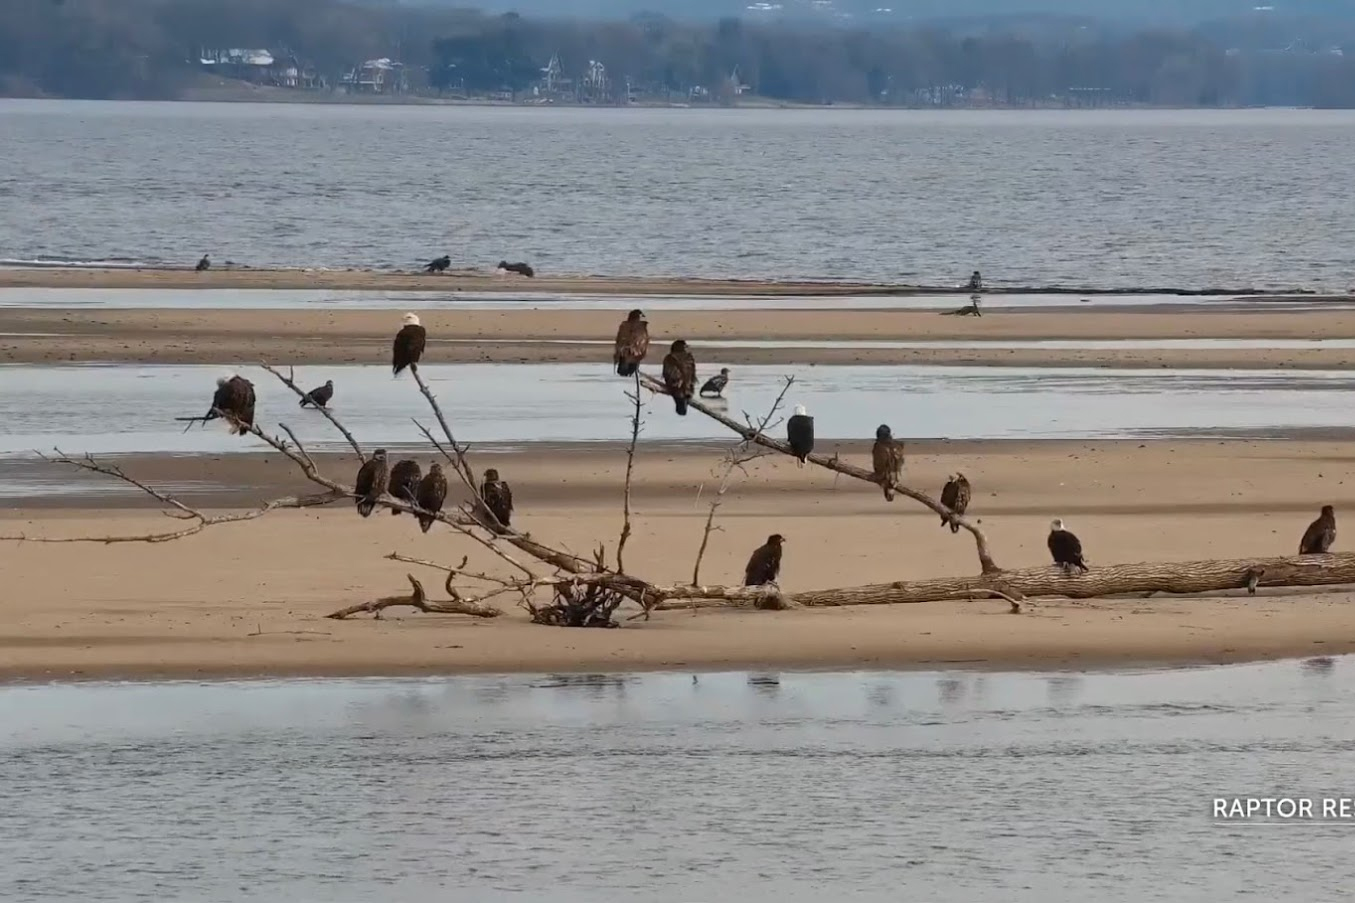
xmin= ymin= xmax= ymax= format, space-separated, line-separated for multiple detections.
xmin=1300 ymin=517 xmax=1335 ymax=554
xmin=661 ymin=352 xmax=684 ymax=395
xmin=615 ymin=321 xmax=649 ymax=367
xmin=954 ymin=477 xmax=971 ymax=515
xmin=227 ymin=377 xmax=255 ymax=435
xmin=416 ymin=468 xmax=448 ymax=533
xmin=679 ymin=350 xmax=697 ymax=397
xmin=744 ymin=543 xmax=781 ymax=586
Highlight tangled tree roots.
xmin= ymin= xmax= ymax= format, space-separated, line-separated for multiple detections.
xmin=530 ymin=581 xmax=625 ymax=628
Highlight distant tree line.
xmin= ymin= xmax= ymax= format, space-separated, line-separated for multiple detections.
xmin=3 ymin=0 xmax=1355 ymax=107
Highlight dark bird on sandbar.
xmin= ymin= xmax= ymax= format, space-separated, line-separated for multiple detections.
xmin=205 ymin=374 xmax=255 ymax=436
xmin=744 ymin=533 xmax=785 ymax=586
xmin=424 ymin=255 xmax=451 ymax=273
xmin=1048 ymin=518 xmax=1088 ymax=573
xmin=967 ymin=270 xmax=982 ymax=292
xmin=416 ymin=462 xmax=448 ymax=533
xmin=700 ymin=367 xmax=730 ymax=399
xmin=940 ymin=472 xmax=972 ymax=533
xmin=354 ymin=448 xmax=389 ymax=518
xmin=299 ymin=379 xmax=334 ymax=409
xmin=1299 ymin=505 xmax=1337 ymax=555
xmin=787 ymin=405 xmax=814 ymax=466
xmin=387 ymin=459 xmax=423 ymax=516
xmin=392 ymin=312 xmax=427 ymax=376
xmin=479 ymin=468 xmax=514 ymax=532
xmin=498 ymin=260 xmax=535 ymax=277
xmin=661 ymin=339 xmax=697 ymax=415
xmin=613 ymin=309 xmax=649 ymax=377
xmin=871 ymin=424 xmax=905 ymax=501
xmin=195 ymin=254 xmax=211 ymax=272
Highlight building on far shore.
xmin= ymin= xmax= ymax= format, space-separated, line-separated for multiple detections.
xmin=197 ymin=48 xmax=322 ymax=90
xmin=340 ymin=59 xmax=408 ymax=95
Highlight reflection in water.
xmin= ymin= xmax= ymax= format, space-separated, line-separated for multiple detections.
xmin=748 ymin=674 xmax=782 ymax=698
xmin=936 ymin=677 xmax=967 ymax=706
xmin=1301 ymin=657 xmax=1336 ymax=676
xmin=1046 ymin=676 xmax=1084 ymax=707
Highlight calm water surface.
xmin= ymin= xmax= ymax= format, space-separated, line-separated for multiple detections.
xmin=2 ymin=662 xmax=1352 ymax=901
xmin=4 ymin=102 xmax=1355 ymax=290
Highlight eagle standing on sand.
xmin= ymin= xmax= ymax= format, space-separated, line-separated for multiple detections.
xmin=1299 ymin=505 xmax=1337 ymax=554
xmin=787 ymin=405 xmax=814 ymax=466
xmin=479 ymin=468 xmax=514 ymax=532
xmin=1048 ymin=518 xmax=1088 ymax=573
xmin=416 ymin=462 xmax=448 ymax=533
xmin=940 ymin=473 xmax=972 ymax=533
xmin=387 ymin=459 xmax=423 ymax=516
xmin=195 ymin=254 xmax=211 ymax=272
xmin=661 ymin=340 xmax=697 ymax=415
xmin=424 ymin=255 xmax=451 ymax=273
xmin=744 ymin=534 xmax=785 ymax=586
xmin=354 ymin=449 xmax=389 ymax=518
xmin=498 ymin=260 xmax=535 ymax=277
xmin=392 ymin=313 xmax=427 ymax=376
xmin=613 ymin=309 xmax=650 ymax=376
xmin=205 ymin=374 xmax=255 ymax=436
xmin=967 ymin=270 xmax=982 ymax=291
xmin=299 ymin=380 xmax=334 ymax=408
xmin=871 ymin=424 xmax=905 ymax=501
xmin=700 ymin=368 xmax=730 ymax=399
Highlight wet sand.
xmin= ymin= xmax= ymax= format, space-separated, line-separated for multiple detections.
xmin=5 ymin=440 xmax=1355 ymax=681
xmin=6 ymin=307 xmax=1355 ymax=367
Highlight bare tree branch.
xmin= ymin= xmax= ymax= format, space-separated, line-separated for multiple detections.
xmin=616 ymin=370 xmax=643 ymax=574
xmin=261 ymin=363 xmax=363 ymax=458
xmin=325 ymin=574 xmax=501 ymax=620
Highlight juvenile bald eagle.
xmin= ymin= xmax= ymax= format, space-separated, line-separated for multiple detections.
xmin=967 ymin=270 xmax=982 ymax=292
xmin=195 ymin=254 xmax=211 ymax=272
xmin=205 ymin=374 xmax=255 ymax=436
xmin=1048 ymin=518 xmax=1088 ymax=573
xmin=1299 ymin=505 xmax=1336 ymax=554
xmin=424 ymin=255 xmax=451 ymax=273
xmin=479 ymin=467 xmax=514 ymax=532
xmin=940 ymin=472 xmax=972 ymax=533
xmin=745 ymin=534 xmax=785 ymax=586
xmin=299 ymin=380 xmax=334 ymax=409
xmin=388 ymin=459 xmax=423 ymax=516
xmin=787 ymin=405 xmax=814 ymax=466
xmin=661 ymin=340 xmax=697 ymax=415
xmin=416 ymin=462 xmax=448 ymax=533
xmin=498 ymin=260 xmax=534 ymax=277
xmin=614 ymin=309 xmax=649 ymax=377
xmin=700 ymin=368 xmax=730 ymax=399
xmin=392 ymin=313 xmax=427 ymax=376
xmin=354 ymin=449 xmax=389 ymax=518
xmin=871 ymin=424 xmax=905 ymax=501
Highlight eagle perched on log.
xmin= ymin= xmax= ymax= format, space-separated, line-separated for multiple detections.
xmin=299 ymin=380 xmax=334 ymax=409
xmin=416 ymin=463 xmax=447 ymax=533
xmin=354 ymin=448 xmax=388 ymax=518
xmin=206 ymin=374 xmax=255 ymax=436
xmin=613 ymin=309 xmax=649 ymax=377
xmin=479 ymin=468 xmax=514 ymax=532
xmin=744 ymin=534 xmax=785 ymax=586
xmin=940 ymin=473 xmax=971 ymax=533
xmin=1299 ymin=505 xmax=1336 ymax=554
xmin=392 ymin=313 xmax=426 ymax=377
xmin=1048 ymin=518 xmax=1088 ymax=573
xmin=871 ymin=424 xmax=905 ymax=501
xmin=661 ymin=340 xmax=697 ymax=415
xmin=387 ymin=459 xmax=422 ymax=516
xmin=787 ymin=405 xmax=814 ymax=466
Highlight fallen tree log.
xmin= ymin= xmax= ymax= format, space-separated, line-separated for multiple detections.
xmin=326 ymin=574 xmax=502 ymax=620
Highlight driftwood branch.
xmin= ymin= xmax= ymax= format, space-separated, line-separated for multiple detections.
xmin=325 ymin=574 xmax=502 ymax=619
xmin=616 ymin=370 xmax=643 ymax=574
xmin=261 ymin=363 xmax=363 ymax=457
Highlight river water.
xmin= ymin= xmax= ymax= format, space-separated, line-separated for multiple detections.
xmin=4 ymin=102 xmax=1355 ymax=290
xmin=2 ymin=661 xmax=1352 ymax=901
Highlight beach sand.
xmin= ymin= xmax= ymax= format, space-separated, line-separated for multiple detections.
xmin=5 ymin=307 xmax=1355 ymax=368
xmin=4 ymin=440 xmax=1355 ymax=681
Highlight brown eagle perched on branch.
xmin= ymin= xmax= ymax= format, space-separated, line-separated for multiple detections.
xmin=299 ymin=380 xmax=333 ymax=409
xmin=392 ymin=313 xmax=426 ymax=377
xmin=388 ymin=459 xmax=422 ymax=516
xmin=661 ymin=340 xmax=697 ymax=415
xmin=1048 ymin=518 xmax=1088 ymax=573
xmin=479 ymin=468 xmax=514 ymax=532
xmin=1299 ymin=505 xmax=1336 ymax=554
xmin=206 ymin=374 xmax=255 ymax=436
xmin=613 ymin=309 xmax=649 ymax=377
xmin=871 ymin=424 xmax=905 ymax=501
xmin=940 ymin=473 xmax=971 ymax=533
xmin=744 ymin=534 xmax=785 ymax=586
xmin=416 ymin=462 xmax=447 ymax=534
xmin=354 ymin=448 xmax=388 ymax=518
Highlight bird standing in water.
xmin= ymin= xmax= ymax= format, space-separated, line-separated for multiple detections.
xmin=700 ymin=368 xmax=730 ymax=399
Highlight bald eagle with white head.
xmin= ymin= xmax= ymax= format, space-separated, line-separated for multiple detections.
xmin=392 ymin=313 xmax=426 ymax=377
xmin=787 ymin=405 xmax=814 ymax=466
xmin=205 ymin=374 xmax=255 ymax=436
xmin=1047 ymin=518 xmax=1088 ymax=573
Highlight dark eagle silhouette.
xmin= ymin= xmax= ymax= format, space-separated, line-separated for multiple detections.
xmin=661 ymin=340 xmax=697 ymax=415
xmin=1299 ymin=505 xmax=1336 ymax=554
xmin=744 ymin=534 xmax=785 ymax=586
xmin=416 ymin=462 xmax=448 ymax=533
xmin=613 ymin=309 xmax=649 ymax=377
xmin=424 ymin=255 xmax=451 ymax=273
xmin=1048 ymin=518 xmax=1088 ymax=573
xmin=392 ymin=312 xmax=427 ymax=376
xmin=479 ymin=468 xmax=514 ymax=532
xmin=940 ymin=472 xmax=972 ymax=533
xmin=205 ymin=374 xmax=255 ymax=436
xmin=871 ymin=424 xmax=905 ymax=501
xmin=195 ymin=254 xmax=211 ymax=272
xmin=354 ymin=449 xmax=388 ymax=518
xmin=498 ymin=260 xmax=534 ymax=277
xmin=787 ymin=405 xmax=814 ymax=466
xmin=700 ymin=368 xmax=730 ymax=399
xmin=388 ymin=459 xmax=423 ymax=516
xmin=299 ymin=380 xmax=334 ymax=408
xmin=967 ymin=270 xmax=982 ymax=291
